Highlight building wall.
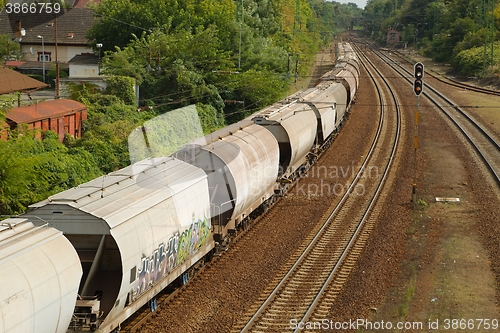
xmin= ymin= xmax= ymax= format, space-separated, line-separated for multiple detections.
xmin=69 ymin=64 xmax=99 ymax=78
xmin=22 ymin=44 xmax=93 ymax=63
xmin=387 ymin=31 xmax=401 ymax=44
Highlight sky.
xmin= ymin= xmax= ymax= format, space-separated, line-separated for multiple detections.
xmin=352 ymin=0 xmax=367 ymax=9
xmin=332 ymin=0 xmax=367 ymax=9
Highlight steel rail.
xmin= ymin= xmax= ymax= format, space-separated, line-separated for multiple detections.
xmin=239 ymin=41 xmax=400 ymax=333
xmin=373 ymin=47 xmax=500 ymax=186
xmin=293 ymin=41 xmax=403 ymax=332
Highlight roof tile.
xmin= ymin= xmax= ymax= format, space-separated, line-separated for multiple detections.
xmin=0 ymin=7 xmax=97 ymax=45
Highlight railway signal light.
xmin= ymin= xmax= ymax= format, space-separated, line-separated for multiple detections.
xmin=414 ymin=62 xmax=424 ymax=79
xmin=413 ymin=79 xmax=424 ymax=96
xmin=413 ymin=62 xmax=424 ymax=96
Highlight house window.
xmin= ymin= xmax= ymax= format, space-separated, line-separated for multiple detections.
xmin=37 ymin=52 xmax=51 ymax=62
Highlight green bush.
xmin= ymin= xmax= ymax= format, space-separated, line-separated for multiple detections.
xmin=105 ymin=76 xmax=137 ymax=105
xmin=454 ymin=42 xmax=500 ymax=76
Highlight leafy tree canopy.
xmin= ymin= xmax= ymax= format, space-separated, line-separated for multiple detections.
xmin=364 ymin=0 xmax=500 ymax=76
xmin=86 ymin=0 xmax=235 ymax=52
xmin=0 ymin=33 xmax=21 ymax=61
xmin=89 ymin=0 xmax=355 ymax=122
xmin=0 ymin=131 xmax=101 ymax=215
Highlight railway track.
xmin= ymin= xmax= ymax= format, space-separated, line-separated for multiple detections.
xmin=391 ymin=50 xmax=500 ymax=97
xmin=358 ymin=38 xmax=500 ymax=97
xmin=230 ymin=43 xmax=402 ymax=333
xmin=371 ymin=46 xmax=500 ymax=187
xmin=126 ymin=38 xmax=500 ymax=333
xmin=120 ymin=47 xmax=340 ymax=333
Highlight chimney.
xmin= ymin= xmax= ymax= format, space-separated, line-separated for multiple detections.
xmin=15 ymin=21 xmax=22 ymax=39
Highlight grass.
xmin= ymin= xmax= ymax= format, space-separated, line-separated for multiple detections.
xmin=417 ymin=199 xmax=428 ymax=209
xmin=398 ymin=265 xmax=417 ymax=317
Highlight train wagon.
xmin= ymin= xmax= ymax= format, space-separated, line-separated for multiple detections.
xmin=332 ymin=61 xmax=359 ymax=106
xmin=175 ymin=121 xmax=280 ymax=243
xmin=0 ymin=218 xmax=82 ymax=333
xmin=319 ymin=42 xmax=360 ymax=108
xmin=23 ymin=157 xmax=213 ymax=333
xmin=253 ymin=100 xmax=318 ymax=181
xmin=295 ymin=81 xmax=349 ymax=143
xmin=6 ymin=41 xmax=360 ymax=333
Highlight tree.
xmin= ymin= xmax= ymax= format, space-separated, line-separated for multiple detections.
xmin=89 ymin=0 xmax=330 ymax=128
xmin=0 ymin=131 xmax=101 ymax=215
xmin=0 ymin=33 xmax=21 ymax=61
xmin=364 ymin=0 xmax=500 ymax=76
xmin=86 ymin=0 xmax=235 ymax=52
xmin=74 ymin=89 xmax=156 ymax=173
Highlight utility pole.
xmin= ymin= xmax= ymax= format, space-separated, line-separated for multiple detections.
xmin=294 ymin=0 xmax=300 ymax=34
xmin=482 ymin=0 xmax=495 ymax=75
xmin=294 ymin=53 xmax=299 ymax=82
xmin=490 ymin=0 xmax=495 ymax=67
xmin=236 ymin=0 xmax=243 ymax=69
xmin=37 ymin=35 xmax=45 ymax=83
xmin=55 ymin=14 xmax=60 ymax=99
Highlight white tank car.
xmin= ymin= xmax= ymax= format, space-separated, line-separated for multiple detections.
xmin=289 ymin=81 xmax=348 ymax=143
xmin=0 ymin=218 xmax=82 ymax=333
xmin=253 ymin=100 xmax=318 ymax=180
xmin=23 ymin=157 xmax=213 ymax=333
xmin=319 ymin=42 xmax=360 ymax=109
xmin=175 ymin=120 xmax=280 ymax=242
xmin=331 ymin=61 xmax=359 ymax=107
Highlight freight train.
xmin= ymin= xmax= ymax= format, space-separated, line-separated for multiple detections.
xmin=2 ymin=42 xmax=360 ymax=333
